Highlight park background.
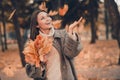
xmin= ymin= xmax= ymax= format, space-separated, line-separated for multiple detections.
xmin=0 ymin=0 xmax=120 ymax=80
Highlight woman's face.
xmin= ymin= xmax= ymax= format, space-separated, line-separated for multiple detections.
xmin=37 ymin=12 xmax=52 ymax=30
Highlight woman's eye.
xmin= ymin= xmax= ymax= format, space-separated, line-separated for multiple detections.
xmin=41 ymin=17 xmax=45 ymax=20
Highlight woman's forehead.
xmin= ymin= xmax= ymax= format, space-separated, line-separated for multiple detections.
xmin=38 ymin=12 xmax=47 ymax=17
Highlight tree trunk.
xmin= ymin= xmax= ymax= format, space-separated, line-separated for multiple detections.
xmin=90 ymin=13 xmax=97 ymax=43
xmin=0 ymin=0 xmax=5 ymax=52
xmin=104 ymin=0 xmax=120 ymax=47
xmin=105 ymin=12 xmax=109 ymax=39
xmin=12 ymin=13 xmax=26 ymax=67
xmin=1 ymin=6 xmax=7 ymax=50
xmin=0 ymin=24 xmax=5 ymax=52
xmin=104 ymin=1 xmax=109 ymax=39
xmin=89 ymin=0 xmax=99 ymax=43
xmin=11 ymin=0 xmax=26 ymax=67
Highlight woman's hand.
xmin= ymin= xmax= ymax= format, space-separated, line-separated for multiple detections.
xmin=67 ymin=17 xmax=83 ymax=34
xmin=39 ymin=54 xmax=47 ymax=63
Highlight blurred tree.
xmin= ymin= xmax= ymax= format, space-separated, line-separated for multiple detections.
xmin=1 ymin=3 xmax=7 ymax=50
xmin=0 ymin=1 xmax=5 ymax=52
xmin=87 ymin=0 xmax=99 ymax=43
xmin=0 ymin=0 xmax=36 ymax=66
xmin=10 ymin=0 xmax=27 ymax=67
xmin=0 ymin=0 xmax=8 ymax=51
xmin=104 ymin=0 xmax=109 ymax=39
xmin=60 ymin=0 xmax=84 ymax=28
xmin=0 ymin=23 xmax=5 ymax=52
xmin=60 ymin=0 xmax=99 ymax=43
xmin=105 ymin=0 xmax=120 ymax=47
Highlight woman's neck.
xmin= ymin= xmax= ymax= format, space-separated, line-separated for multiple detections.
xmin=40 ymin=29 xmax=50 ymax=34
xmin=39 ymin=27 xmax=55 ymax=37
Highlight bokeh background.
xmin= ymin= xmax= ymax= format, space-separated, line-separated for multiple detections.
xmin=0 ymin=0 xmax=120 ymax=80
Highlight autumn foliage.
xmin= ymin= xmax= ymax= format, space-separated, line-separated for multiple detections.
xmin=58 ymin=4 xmax=68 ymax=16
xmin=23 ymin=34 xmax=53 ymax=67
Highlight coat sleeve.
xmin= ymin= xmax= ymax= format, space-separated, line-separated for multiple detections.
xmin=25 ymin=63 xmax=46 ymax=79
xmin=63 ymin=31 xmax=83 ymax=58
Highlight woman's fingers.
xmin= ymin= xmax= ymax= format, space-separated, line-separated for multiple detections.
xmin=68 ymin=21 xmax=79 ymax=33
xmin=40 ymin=55 xmax=47 ymax=63
xmin=78 ymin=17 xmax=83 ymax=23
xmin=68 ymin=17 xmax=83 ymax=33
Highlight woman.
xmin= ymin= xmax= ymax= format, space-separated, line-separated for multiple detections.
xmin=24 ymin=10 xmax=82 ymax=80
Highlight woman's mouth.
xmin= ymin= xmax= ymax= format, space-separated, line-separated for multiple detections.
xmin=46 ymin=22 xmax=51 ymax=25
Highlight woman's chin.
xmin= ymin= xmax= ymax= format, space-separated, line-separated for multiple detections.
xmin=43 ymin=25 xmax=53 ymax=30
xmin=48 ymin=25 xmax=53 ymax=29
xmin=44 ymin=27 xmax=52 ymax=30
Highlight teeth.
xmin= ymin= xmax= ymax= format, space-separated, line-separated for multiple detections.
xmin=47 ymin=23 xmax=50 ymax=24
xmin=47 ymin=23 xmax=49 ymax=25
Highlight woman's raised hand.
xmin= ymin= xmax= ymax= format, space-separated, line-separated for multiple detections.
xmin=67 ymin=17 xmax=83 ymax=34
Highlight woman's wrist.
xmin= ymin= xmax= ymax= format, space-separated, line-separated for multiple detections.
xmin=68 ymin=32 xmax=77 ymax=41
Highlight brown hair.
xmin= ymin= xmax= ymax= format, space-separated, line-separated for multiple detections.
xmin=30 ymin=10 xmax=46 ymax=40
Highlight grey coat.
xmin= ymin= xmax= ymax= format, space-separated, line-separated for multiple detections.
xmin=25 ymin=29 xmax=82 ymax=80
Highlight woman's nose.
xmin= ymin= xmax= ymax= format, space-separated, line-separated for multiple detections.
xmin=46 ymin=17 xmax=52 ymax=21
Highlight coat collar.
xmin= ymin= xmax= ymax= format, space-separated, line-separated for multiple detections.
xmin=53 ymin=29 xmax=66 ymax=38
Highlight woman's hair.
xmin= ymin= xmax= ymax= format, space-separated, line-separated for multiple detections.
xmin=30 ymin=10 xmax=46 ymax=40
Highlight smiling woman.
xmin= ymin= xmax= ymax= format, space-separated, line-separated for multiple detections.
xmin=36 ymin=12 xmax=52 ymax=34
xmin=23 ymin=9 xmax=83 ymax=80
